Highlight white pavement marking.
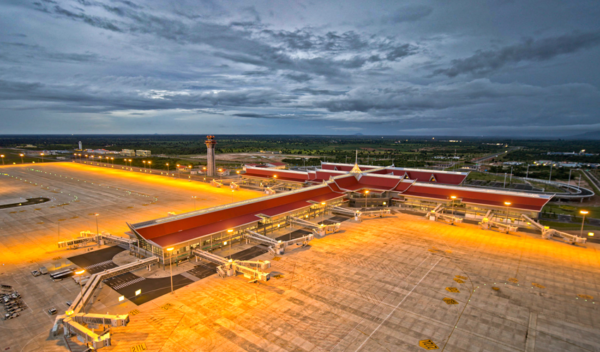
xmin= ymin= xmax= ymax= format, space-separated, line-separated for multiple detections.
xmin=331 ymin=253 xmax=433 ymax=352
xmin=111 ymin=276 xmax=145 ymax=290
xmin=354 ymin=256 xmax=443 ymax=352
xmin=85 ymin=259 xmax=114 ymax=270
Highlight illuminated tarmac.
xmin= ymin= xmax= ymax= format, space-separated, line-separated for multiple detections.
xmin=90 ymin=213 xmax=600 ymax=352
xmin=1 ymin=163 xmax=599 ymax=351
xmin=0 ymin=162 xmax=263 ymax=352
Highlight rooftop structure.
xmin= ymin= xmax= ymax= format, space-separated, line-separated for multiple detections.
xmin=130 ymin=162 xmax=552 ymax=262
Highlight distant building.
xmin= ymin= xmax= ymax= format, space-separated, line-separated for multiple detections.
xmin=535 ymin=160 xmax=553 ymax=166
xmin=558 ymin=162 xmax=579 ymax=168
xmin=259 ymin=150 xmax=282 ymax=154
xmin=217 ymin=168 xmax=230 ymax=176
xmin=120 ymin=149 xmax=135 ymax=156
xmin=136 ymin=150 xmax=151 ymax=157
xmin=503 ymin=161 xmax=523 ymax=166
xmin=78 ymin=141 xmax=82 ymax=150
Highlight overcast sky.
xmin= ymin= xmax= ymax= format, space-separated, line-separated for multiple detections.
xmin=1 ymin=0 xmax=599 ymax=136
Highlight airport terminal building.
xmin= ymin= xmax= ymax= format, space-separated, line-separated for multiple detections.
xmin=127 ymin=162 xmax=551 ymax=265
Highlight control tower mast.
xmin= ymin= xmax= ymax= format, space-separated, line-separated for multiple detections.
xmin=205 ymin=135 xmax=217 ymax=177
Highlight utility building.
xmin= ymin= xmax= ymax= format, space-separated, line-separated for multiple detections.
xmin=205 ymin=135 xmax=217 ymax=177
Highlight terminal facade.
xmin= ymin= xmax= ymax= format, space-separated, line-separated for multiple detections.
xmin=127 ymin=161 xmax=551 ymax=265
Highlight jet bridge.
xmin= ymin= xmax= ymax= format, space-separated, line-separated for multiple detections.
xmin=479 ymin=214 xmax=518 ymax=234
xmin=521 ymin=214 xmax=586 ymax=244
xmin=360 ymin=208 xmax=392 ymax=219
xmin=426 ymin=205 xmax=463 ymax=225
xmin=58 ymin=313 xmax=129 ymax=350
xmin=330 ymin=206 xmax=360 ymax=221
xmin=62 ymin=317 xmax=111 ymax=349
xmin=288 ymin=216 xmax=341 ymax=237
xmin=264 ymin=187 xmax=276 ymax=195
xmin=52 ymin=258 xmax=155 ymax=348
xmin=193 ymin=249 xmax=271 ymax=281
xmin=210 ymin=179 xmax=223 ymax=188
xmin=57 ymin=231 xmax=134 ymax=249
xmin=244 ymin=230 xmax=313 ymax=255
xmin=230 ymin=181 xmax=240 ymax=190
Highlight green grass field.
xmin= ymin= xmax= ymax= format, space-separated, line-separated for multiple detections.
xmin=0 ymin=148 xmax=57 ymax=165
xmin=543 ymin=204 xmax=600 ymax=219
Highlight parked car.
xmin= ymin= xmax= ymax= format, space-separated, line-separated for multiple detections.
xmin=65 ymin=301 xmax=72 ymax=307
xmin=39 ymin=267 xmax=49 ymax=275
xmin=31 ymin=270 xmax=41 ymax=277
xmin=47 ymin=308 xmax=57 ymax=315
xmin=3 ymin=313 xmax=19 ymax=320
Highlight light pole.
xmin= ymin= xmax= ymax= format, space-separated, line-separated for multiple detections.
xmin=148 ymin=161 xmax=152 ymax=172
xmin=111 ymin=157 xmax=114 ymax=166
xmin=1 ymin=154 xmax=4 ymax=165
xmin=192 ymin=196 xmax=197 ymax=210
xmin=129 ymin=159 xmax=132 ymax=170
xmin=40 ymin=153 xmax=44 ymax=163
xmin=568 ymin=168 xmax=572 ymax=184
xmin=549 ymin=164 xmax=553 ymax=182
xmin=321 ymin=202 xmax=326 ymax=224
xmin=166 ymin=163 xmax=169 ymax=174
xmin=580 ymin=210 xmax=588 ymax=238
xmin=450 ymin=195 xmax=457 ymax=216
xmin=94 ymin=213 xmax=99 ymax=235
xmin=177 ymin=164 xmax=181 ymax=178
xmin=231 ymin=189 xmax=235 ymax=203
xmin=166 ymin=247 xmax=174 ymax=293
xmin=143 ymin=160 xmax=146 ymax=171
xmin=19 ymin=153 xmax=24 ymax=164
xmin=364 ymin=190 xmax=369 ymax=208
xmin=504 ymin=201 xmax=511 ymax=224
xmin=526 ymin=164 xmax=529 ymax=178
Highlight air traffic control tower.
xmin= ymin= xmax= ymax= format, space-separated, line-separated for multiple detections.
xmin=205 ymin=135 xmax=217 ymax=177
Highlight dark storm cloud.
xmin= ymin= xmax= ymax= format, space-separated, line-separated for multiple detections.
xmin=283 ymin=73 xmax=312 ymax=82
xmin=435 ymin=31 xmax=600 ymax=77
xmin=51 ymin=4 xmax=123 ymax=32
xmin=383 ymin=5 xmax=433 ymax=24
xmin=0 ymin=78 xmax=288 ymax=113
xmin=1 ymin=0 xmax=600 ymax=135
xmin=43 ymin=1 xmax=416 ymax=79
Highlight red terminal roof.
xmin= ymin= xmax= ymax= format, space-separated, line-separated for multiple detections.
xmin=323 ymin=163 xmax=468 ymax=185
xmin=132 ymin=164 xmax=549 ymax=248
xmin=244 ymin=167 xmax=309 ymax=182
xmin=133 ymin=184 xmax=344 ymax=247
xmin=402 ymin=184 xmax=552 ymax=212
